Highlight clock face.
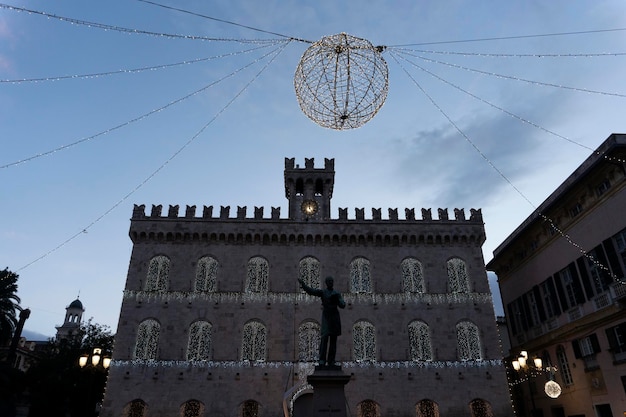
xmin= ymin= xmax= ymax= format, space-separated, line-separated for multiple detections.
xmin=301 ymin=199 xmax=319 ymax=216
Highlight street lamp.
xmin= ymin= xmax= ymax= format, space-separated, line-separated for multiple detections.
xmin=78 ymin=348 xmax=111 ymax=417
xmin=510 ymin=351 xmax=562 ymax=417
xmin=79 ymin=348 xmax=111 ymax=370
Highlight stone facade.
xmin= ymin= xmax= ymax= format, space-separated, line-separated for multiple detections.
xmin=101 ymin=158 xmax=512 ymax=417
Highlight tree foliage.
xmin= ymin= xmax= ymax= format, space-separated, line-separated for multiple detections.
xmin=25 ymin=318 xmax=115 ymax=417
xmin=0 ymin=268 xmax=21 ymax=345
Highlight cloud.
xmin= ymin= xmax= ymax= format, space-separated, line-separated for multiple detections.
xmin=385 ymin=87 xmax=572 ymax=210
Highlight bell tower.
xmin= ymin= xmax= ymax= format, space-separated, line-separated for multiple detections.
xmin=55 ymin=297 xmax=85 ymax=342
xmin=284 ymin=157 xmax=334 ymax=221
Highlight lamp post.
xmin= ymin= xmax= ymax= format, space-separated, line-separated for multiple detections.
xmin=79 ymin=348 xmax=111 ymax=370
xmin=511 ymin=351 xmax=561 ymax=417
xmin=77 ymin=348 xmax=111 ymax=417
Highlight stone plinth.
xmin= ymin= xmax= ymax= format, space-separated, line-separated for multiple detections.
xmin=305 ymin=367 xmax=351 ymax=417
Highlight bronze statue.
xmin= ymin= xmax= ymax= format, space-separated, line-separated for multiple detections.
xmin=298 ymin=276 xmax=346 ymax=367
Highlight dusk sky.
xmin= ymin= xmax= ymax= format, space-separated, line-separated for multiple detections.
xmin=2 ymin=1 xmax=626 ymax=338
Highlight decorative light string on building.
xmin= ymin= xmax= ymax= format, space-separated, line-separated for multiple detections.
xmin=123 ymin=289 xmax=494 ymax=305
xmin=111 ymin=359 xmax=503 ymax=369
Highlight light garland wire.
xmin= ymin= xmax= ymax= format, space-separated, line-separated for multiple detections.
xmin=0 ymin=3 xmax=283 ymax=44
xmin=389 ymin=50 xmax=626 ymax=286
xmin=388 ymin=27 xmax=626 ymax=47
xmin=137 ymin=0 xmax=312 ymax=44
xmin=0 ymin=43 xmax=285 ymax=84
xmin=388 ymin=47 xmax=626 ymax=98
xmin=1 ymin=45 xmax=281 ymax=169
xmin=389 ymin=50 xmax=626 ymax=166
xmin=391 ymin=48 xmax=626 ymax=59
xmin=16 ymin=41 xmax=291 ymax=271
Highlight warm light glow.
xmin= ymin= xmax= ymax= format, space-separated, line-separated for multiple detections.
xmin=92 ymin=353 xmax=101 ymax=366
xmin=534 ymin=358 xmax=543 ymax=369
xmin=294 ymin=33 xmax=389 ymax=130
xmin=518 ymin=356 xmax=527 ymax=368
xmin=520 ymin=350 xmax=528 ymax=359
xmin=545 ymin=380 xmax=562 ymax=398
xmin=93 ymin=348 xmax=102 ymax=355
xmin=512 ymin=360 xmax=520 ymax=371
xmin=103 ymin=357 xmax=112 ymax=369
xmin=79 ymin=355 xmax=88 ymax=368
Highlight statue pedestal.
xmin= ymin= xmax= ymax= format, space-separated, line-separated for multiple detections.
xmin=306 ymin=367 xmax=351 ymax=417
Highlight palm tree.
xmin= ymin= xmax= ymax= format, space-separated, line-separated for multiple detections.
xmin=0 ymin=268 xmax=21 ymax=345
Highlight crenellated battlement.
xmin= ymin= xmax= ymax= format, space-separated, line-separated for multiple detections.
xmin=131 ymin=204 xmax=483 ymax=223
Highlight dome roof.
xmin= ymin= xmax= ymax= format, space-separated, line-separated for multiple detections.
xmin=68 ymin=299 xmax=83 ymax=309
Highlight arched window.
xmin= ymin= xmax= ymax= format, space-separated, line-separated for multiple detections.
xmin=123 ymin=399 xmax=146 ymax=417
xmin=357 ymin=400 xmax=380 ymax=417
xmin=469 ymin=399 xmax=494 ymax=417
xmin=299 ymin=257 xmax=321 ymax=289
xmin=187 ymin=321 xmax=212 ymax=361
xmin=242 ymin=320 xmax=267 ymax=361
xmin=195 ymin=256 xmax=218 ymax=292
xmin=456 ymin=321 xmax=481 ymax=360
xmin=350 ymin=257 xmax=372 ymax=293
xmin=242 ymin=400 xmax=260 ymax=417
xmin=416 ymin=399 xmax=439 ymax=417
xmin=402 ymin=258 xmax=424 ymax=293
xmin=145 ymin=255 xmax=170 ymax=292
xmin=298 ymin=321 xmax=320 ymax=361
xmin=447 ymin=257 xmax=470 ymax=293
xmin=408 ymin=320 xmax=433 ymax=361
xmin=353 ymin=320 xmax=376 ymax=362
xmin=246 ymin=257 xmax=269 ymax=293
xmin=134 ymin=319 xmax=160 ymax=360
xmin=181 ymin=400 xmax=204 ymax=417
xmin=556 ymin=345 xmax=574 ymax=385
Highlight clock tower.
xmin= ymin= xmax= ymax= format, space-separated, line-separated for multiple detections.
xmin=284 ymin=157 xmax=334 ymax=221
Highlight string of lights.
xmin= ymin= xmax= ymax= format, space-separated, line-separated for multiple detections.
xmin=1 ymin=46 xmax=283 ymax=170
xmin=388 ymin=47 xmax=626 ymax=98
xmin=390 ymin=50 xmax=625 ymax=286
xmin=0 ymin=43 xmax=284 ymax=84
xmin=391 ymin=48 xmax=626 ymax=59
xmin=0 ymin=3 xmax=282 ymax=44
xmin=388 ymin=27 xmax=626 ymax=47
xmin=137 ymin=0 xmax=312 ymax=44
xmin=16 ymin=41 xmax=291 ymax=271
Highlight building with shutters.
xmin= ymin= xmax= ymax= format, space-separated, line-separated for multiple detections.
xmin=487 ymin=133 xmax=626 ymax=417
xmin=101 ymin=157 xmax=512 ymax=417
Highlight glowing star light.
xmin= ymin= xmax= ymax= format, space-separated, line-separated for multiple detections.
xmin=294 ymin=33 xmax=389 ymax=130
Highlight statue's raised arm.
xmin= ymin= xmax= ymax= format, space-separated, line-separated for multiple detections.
xmin=298 ymin=276 xmax=345 ymax=368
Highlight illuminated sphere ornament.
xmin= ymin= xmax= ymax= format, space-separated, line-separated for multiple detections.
xmin=544 ymin=380 xmax=562 ymax=398
xmin=294 ymin=33 xmax=389 ymax=130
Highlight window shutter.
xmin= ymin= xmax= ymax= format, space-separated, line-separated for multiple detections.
xmin=533 ymin=285 xmax=546 ymax=322
xmin=553 ymin=274 xmax=568 ymax=312
xmin=603 ymin=237 xmax=622 ymax=280
xmin=572 ymin=339 xmax=582 ymax=359
xmin=547 ymin=277 xmax=561 ymax=315
xmin=606 ymin=327 xmax=619 ymax=351
xmin=590 ymin=333 xmax=601 ymax=353
xmin=568 ymin=263 xmax=585 ymax=304
xmin=576 ymin=257 xmax=594 ymax=300
xmin=520 ymin=297 xmax=531 ymax=331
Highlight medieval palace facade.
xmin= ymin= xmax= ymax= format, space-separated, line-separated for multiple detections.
xmin=101 ymin=158 xmax=512 ymax=417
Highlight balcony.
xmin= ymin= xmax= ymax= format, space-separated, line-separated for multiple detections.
xmin=610 ymin=282 xmax=626 ymax=301
xmin=567 ymin=306 xmax=583 ymax=322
